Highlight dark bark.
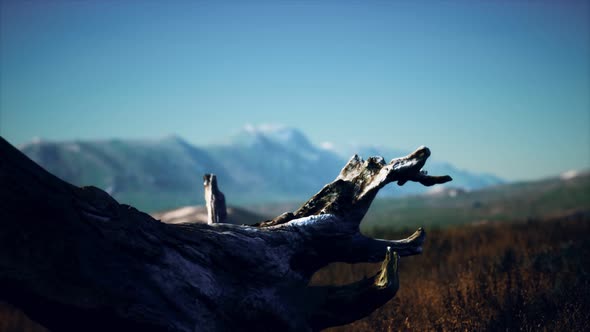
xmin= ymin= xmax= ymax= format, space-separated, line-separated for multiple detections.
xmin=0 ymin=137 xmax=451 ymax=331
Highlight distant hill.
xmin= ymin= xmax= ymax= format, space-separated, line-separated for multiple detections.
xmin=152 ymin=205 xmax=267 ymax=225
xmin=18 ymin=125 xmax=504 ymax=212
xmin=361 ymin=170 xmax=590 ymax=230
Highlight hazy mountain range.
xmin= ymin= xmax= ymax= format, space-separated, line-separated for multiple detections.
xmin=18 ymin=125 xmax=504 ymax=212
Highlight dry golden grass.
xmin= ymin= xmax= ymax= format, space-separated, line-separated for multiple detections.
xmin=313 ymin=214 xmax=590 ymax=331
xmin=2 ymin=215 xmax=589 ymax=332
xmin=0 ymin=302 xmax=48 ymax=332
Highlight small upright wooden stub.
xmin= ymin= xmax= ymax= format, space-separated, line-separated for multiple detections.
xmin=203 ymin=173 xmax=227 ymax=224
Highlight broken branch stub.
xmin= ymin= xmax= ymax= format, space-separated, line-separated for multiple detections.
xmin=203 ymin=173 xmax=227 ymax=224
xmin=0 ymin=137 xmax=451 ymax=332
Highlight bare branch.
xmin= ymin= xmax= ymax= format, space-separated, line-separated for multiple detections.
xmin=259 ymin=146 xmax=452 ymax=228
xmin=307 ymin=248 xmax=399 ymax=331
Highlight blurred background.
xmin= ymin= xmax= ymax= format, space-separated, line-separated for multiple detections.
xmin=1 ymin=1 xmax=589 ymax=331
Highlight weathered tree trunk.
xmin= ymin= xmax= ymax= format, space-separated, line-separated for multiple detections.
xmin=0 ymin=137 xmax=451 ymax=331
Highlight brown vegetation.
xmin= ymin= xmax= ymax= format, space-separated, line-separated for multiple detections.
xmin=2 ymin=214 xmax=589 ymax=332
xmin=0 ymin=301 xmax=48 ymax=332
xmin=312 ymin=213 xmax=590 ymax=331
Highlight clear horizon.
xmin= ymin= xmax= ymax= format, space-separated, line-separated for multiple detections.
xmin=1 ymin=1 xmax=589 ymax=181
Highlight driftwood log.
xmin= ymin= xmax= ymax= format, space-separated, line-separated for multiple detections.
xmin=0 ymin=137 xmax=451 ymax=331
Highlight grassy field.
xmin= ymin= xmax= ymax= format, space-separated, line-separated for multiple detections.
xmin=3 ymin=215 xmax=588 ymax=332
xmin=306 ymin=174 xmax=590 ymax=331
xmin=313 ymin=213 xmax=590 ymax=331
xmin=361 ymin=173 xmax=590 ymax=231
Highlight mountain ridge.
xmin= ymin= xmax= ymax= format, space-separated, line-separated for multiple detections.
xmin=17 ymin=126 xmax=505 ymax=211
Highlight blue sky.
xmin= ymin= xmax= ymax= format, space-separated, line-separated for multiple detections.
xmin=1 ymin=1 xmax=589 ymax=181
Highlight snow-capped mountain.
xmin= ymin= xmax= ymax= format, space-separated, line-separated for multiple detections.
xmin=18 ymin=125 xmax=504 ymax=211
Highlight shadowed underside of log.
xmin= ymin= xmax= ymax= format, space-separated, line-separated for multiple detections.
xmin=0 ymin=137 xmax=451 ymax=331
